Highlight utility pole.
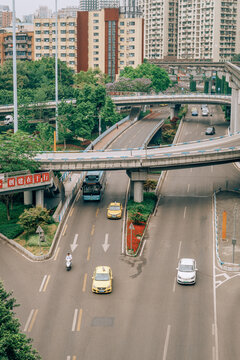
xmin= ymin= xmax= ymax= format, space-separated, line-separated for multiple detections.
xmin=55 ymin=0 xmax=59 ymax=141
xmin=12 ymin=0 xmax=18 ymax=133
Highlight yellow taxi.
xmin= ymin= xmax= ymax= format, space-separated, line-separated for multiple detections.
xmin=92 ymin=266 xmax=113 ymax=294
xmin=107 ymin=202 xmax=123 ymax=219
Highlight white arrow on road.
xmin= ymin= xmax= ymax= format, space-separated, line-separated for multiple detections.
xmin=102 ymin=233 xmax=110 ymax=252
xmin=70 ymin=234 xmax=78 ymax=252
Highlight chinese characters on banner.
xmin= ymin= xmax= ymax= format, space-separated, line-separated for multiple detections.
xmin=5 ymin=172 xmax=50 ymax=188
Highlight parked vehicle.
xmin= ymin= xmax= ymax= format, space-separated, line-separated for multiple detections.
xmin=191 ymin=107 xmax=198 ymax=116
xmin=202 ymin=108 xmax=209 ymax=116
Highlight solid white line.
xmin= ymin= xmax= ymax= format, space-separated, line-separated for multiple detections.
xmin=172 ymin=278 xmax=176 ymax=293
xmin=183 ymin=206 xmax=187 ymax=219
xmin=139 ymin=239 xmax=146 ymax=256
xmin=163 ymin=325 xmax=171 ymax=360
xmin=177 ymin=241 xmax=182 ymax=259
xmin=72 ymin=309 xmax=78 ymax=332
xmin=187 ymin=184 xmax=190 ymax=192
xmin=24 ymin=309 xmax=34 ymax=332
xmin=39 ymin=275 xmax=47 ymax=292
xmin=66 ymin=356 xmax=71 ymax=360
xmin=212 ymin=198 xmax=219 ymax=360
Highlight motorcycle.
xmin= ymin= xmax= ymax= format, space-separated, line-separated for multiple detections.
xmin=66 ymin=259 xmax=72 ymax=271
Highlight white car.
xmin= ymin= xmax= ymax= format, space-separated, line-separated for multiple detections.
xmin=202 ymin=108 xmax=209 ymax=116
xmin=176 ymin=258 xmax=197 ymax=285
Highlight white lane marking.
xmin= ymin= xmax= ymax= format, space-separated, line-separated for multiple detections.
xmin=39 ymin=275 xmax=47 ymax=292
xmin=139 ymin=239 xmax=146 ymax=256
xmin=72 ymin=309 xmax=78 ymax=332
xmin=163 ymin=325 xmax=171 ymax=360
xmin=212 ymin=200 xmax=219 ymax=360
xmin=187 ymin=184 xmax=190 ymax=192
xmin=177 ymin=241 xmax=182 ymax=259
xmin=183 ymin=206 xmax=187 ymax=219
xmin=190 ymin=168 xmax=193 ymax=172
xmin=24 ymin=309 xmax=34 ymax=332
xmin=66 ymin=357 xmax=71 ymax=360
xmin=172 ymin=278 xmax=176 ymax=292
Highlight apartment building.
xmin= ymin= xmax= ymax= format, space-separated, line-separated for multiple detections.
xmin=0 ymin=5 xmax=12 ymax=28
xmin=0 ymin=30 xmax=34 ymax=65
xmin=33 ymin=17 xmax=77 ymax=71
xmin=139 ymin=0 xmax=178 ymax=60
xmin=77 ymin=8 xmax=143 ymax=80
xmin=178 ymin=0 xmax=240 ymax=61
xmin=79 ymin=0 xmax=119 ymax=11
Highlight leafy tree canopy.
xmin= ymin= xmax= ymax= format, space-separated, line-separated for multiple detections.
xmin=74 ymin=68 xmax=110 ymax=88
xmin=0 ymin=131 xmax=42 ymax=173
xmin=0 ymin=281 xmax=41 ymax=359
xmin=232 ymin=53 xmax=240 ymax=61
xmin=120 ymin=61 xmax=170 ymax=93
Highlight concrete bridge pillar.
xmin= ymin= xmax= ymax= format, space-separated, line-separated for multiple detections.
xmin=169 ymin=104 xmax=176 ymax=119
xmin=24 ymin=190 xmax=32 ymax=205
xmin=36 ymin=189 xmax=44 ymax=207
xmin=127 ymin=170 xmax=148 ymax=203
xmin=134 ymin=181 xmax=144 ymax=203
xmin=129 ymin=180 xmax=134 ymax=199
xmin=230 ymin=86 xmax=240 ymax=134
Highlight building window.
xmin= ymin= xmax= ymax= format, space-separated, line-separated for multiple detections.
xmin=120 ymin=21 xmax=124 ymax=25
xmin=93 ymin=26 xmax=99 ymax=30
xmin=129 ymin=37 xmax=135 ymax=41
xmin=69 ymin=45 xmax=75 ymax=49
xmin=129 ymin=61 xmax=135 ymax=65
xmin=61 ymin=38 xmax=66 ymax=42
xmin=129 ymin=29 xmax=135 ymax=34
xmin=120 ymin=53 xmax=124 ymax=57
xmin=93 ymin=45 xmax=99 ymax=49
xmin=36 ymin=38 xmax=41 ymax=42
xmin=93 ymin=51 xmax=99 ymax=55
xmin=69 ymin=22 xmax=75 ymax=26
xmin=129 ymin=53 xmax=135 ymax=57
xmin=93 ymin=13 xmax=99 ymax=17
xmin=120 ymin=45 xmax=124 ymax=49
xmin=120 ymin=29 xmax=124 ymax=34
xmin=94 ymin=57 xmax=99 ymax=61
xmin=36 ymin=53 xmax=42 ymax=57
xmin=44 ymin=30 xmax=49 ymax=34
xmin=94 ymin=64 xmax=99 ymax=68
xmin=44 ymin=38 xmax=49 ymax=42
xmin=120 ymin=37 xmax=124 ymax=42
xmin=36 ymin=46 xmax=41 ymax=50
xmin=35 ymin=23 xmax=41 ymax=27
xmin=93 ymin=33 xmax=99 ymax=36
xmin=129 ymin=45 xmax=135 ymax=49
xmin=93 ymin=20 xmax=99 ymax=23
xmin=69 ymin=53 xmax=75 ymax=57
xmin=61 ymin=30 xmax=66 ymax=34
xmin=93 ymin=39 xmax=99 ymax=43
xmin=69 ymin=38 xmax=75 ymax=42
xmin=129 ymin=21 xmax=135 ymax=25
xmin=120 ymin=61 xmax=124 ymax=65
xmin=61 ymin=53 xmax=66 ymax=57
xmin=69 ymin=30 xmax=75 ymax=34
xmin=43 ymin=23 xmax=49 ymax=27
xmin=60 ymin=22 xmax=66 ymax=26
xmin=35 ymin=30 xmax=41 ymax=34
xmin=61 ymin=46 xmax=66 ymax=49
xmin=69 ymin=61 xmax=75 ymax=65
xmin=44 ymin=46 xmax=49 ymax=49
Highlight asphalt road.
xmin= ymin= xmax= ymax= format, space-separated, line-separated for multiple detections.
xmin=1 ymin=105 xmax=240 ymax=359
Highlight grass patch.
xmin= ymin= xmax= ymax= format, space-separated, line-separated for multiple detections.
xmin=14 ymin=223 xmax=57 ymax=256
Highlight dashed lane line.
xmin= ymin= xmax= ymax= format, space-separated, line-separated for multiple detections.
xmin=54 ymin=247 xmax=60 ymax=261
xmin=87 ymin=247 xmax=91 ymax=261
xmin=24 ymin=309 xmax=38 ymax=332
xmin=82 ymin=273 xmax=87 ymax=292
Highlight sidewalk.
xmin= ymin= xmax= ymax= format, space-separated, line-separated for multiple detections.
xmin=216 ymin=190 xmax=240 ymax=269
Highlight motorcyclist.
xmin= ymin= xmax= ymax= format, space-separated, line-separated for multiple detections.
xmin=66 ymin=252 xmax=72 ymax=263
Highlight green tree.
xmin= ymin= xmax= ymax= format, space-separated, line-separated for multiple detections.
xmin=120 ymin=61 xmax=170 ymax=93
xmin=18 ymin=205 xmax=51 ymax=234
xmin=0 ymin=281 xmax=41 ymax=359
xmin=36 ymin=122 xmax=54 ymax=150
xmin=232 ymin=53 xmax=240 ymax=61
xmin=100 ymin=97 xmax=120 ymax=131
xmin=74 ymin=68 xmax=110 ymax=88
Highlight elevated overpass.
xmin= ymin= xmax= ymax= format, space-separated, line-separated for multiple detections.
xmin=34 ymin=133 xmax=240 ymax=201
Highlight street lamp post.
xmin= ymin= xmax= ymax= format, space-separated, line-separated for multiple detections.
xmin=12 ymin=0 xmax=18 ymax=133
xmin=55 ymin=0 xmax=59 ymax=141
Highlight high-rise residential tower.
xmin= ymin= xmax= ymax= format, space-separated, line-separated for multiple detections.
xmin=79 ymin=0 xmax=119 ymax=11
xmin=139 ymin=0 xmax=178 ymax=59
xmin=0 ymin=5 xmax=12 ymax=28
xmin=178 ymin=0 xmax=240 ymax=61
